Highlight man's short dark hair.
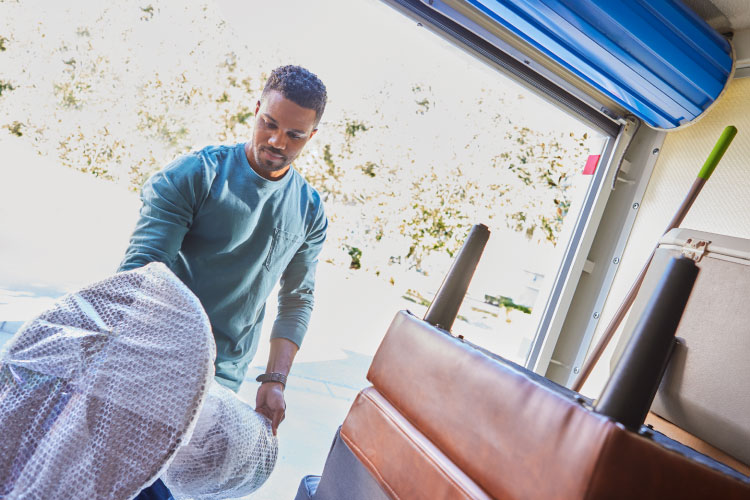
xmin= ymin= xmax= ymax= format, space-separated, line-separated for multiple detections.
xmin=262 ymin=65 xmax=328 ymax=126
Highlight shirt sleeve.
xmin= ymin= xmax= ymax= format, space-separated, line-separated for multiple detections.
xmin=270 ymin=203 xmax=328 ymax=347
xmin=118 ymin=154 xmax=207 ymax=272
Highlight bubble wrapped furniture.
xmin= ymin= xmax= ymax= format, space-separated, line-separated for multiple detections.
xmin=163 ymin=380 xmax=278 ymax=499
xmin=0 ymin=263 xmax=277 ymax=500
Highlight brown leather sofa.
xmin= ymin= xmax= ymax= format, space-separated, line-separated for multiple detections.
xmin=297 ymin=310 xmax=750 ymax=499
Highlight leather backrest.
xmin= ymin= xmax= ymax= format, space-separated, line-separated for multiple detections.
xmin=341 ymin=387 xmax=491 ymax=500
xmin=366 ymin=311 xmax=612 ymax=499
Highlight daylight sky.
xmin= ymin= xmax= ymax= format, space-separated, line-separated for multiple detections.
xmin=0 ymin=0 xmax=606 ymax=304
xmin=214 ymin=0 xmax=589 ymax=134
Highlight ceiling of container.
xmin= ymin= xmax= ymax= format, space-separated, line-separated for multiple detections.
xmin=683 ymin=0 xmax=750 ymax=32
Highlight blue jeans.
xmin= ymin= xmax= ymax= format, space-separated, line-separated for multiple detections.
xmin=134 ymin=479 xmax=174 ymax=500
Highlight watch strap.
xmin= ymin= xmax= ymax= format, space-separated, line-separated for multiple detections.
xmin=255 ymin=372 xmax=287 ymax=388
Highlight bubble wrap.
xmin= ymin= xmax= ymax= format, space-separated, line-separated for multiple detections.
xmin=163 ymin=380 xmax=278 ymax=499
xmin=0 ymin=263 xmax=216 ymax=500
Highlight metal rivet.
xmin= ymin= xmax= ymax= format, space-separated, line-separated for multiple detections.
xmin=652 ymin=148 xmax=660 ymax=154
xmin=613 ymin=257 xmax=620 ymax=264
xmin=593 ymin=312 xmax=600 ymax=319
xmin=573 ymin=367 xmax=580 ymax=374
xmin=632 ymin=202 xmax=640 ymax=210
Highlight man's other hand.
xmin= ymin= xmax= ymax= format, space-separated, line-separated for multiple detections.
xmin=255 ymin=382 xmax=286 ymax=435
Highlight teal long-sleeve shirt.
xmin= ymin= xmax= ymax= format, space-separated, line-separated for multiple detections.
xmin=118 ymin=143 xmax=327 ymax=391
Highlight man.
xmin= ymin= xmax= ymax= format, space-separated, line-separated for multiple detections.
xmin=119 ymin=65 xmax=328 ymax=436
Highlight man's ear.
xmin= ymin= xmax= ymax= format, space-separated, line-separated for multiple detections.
xmin=309 ymin=129 xmax=318 ymax=139
xmin=255 ymin=100 xmax=261 ymax=115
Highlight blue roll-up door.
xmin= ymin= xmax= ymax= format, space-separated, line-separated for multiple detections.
xmin=428 ymin=0 xmax=734 ymax=129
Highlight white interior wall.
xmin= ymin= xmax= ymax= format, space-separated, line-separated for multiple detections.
xmin=580 ymin=76 xmax=750 ymax=398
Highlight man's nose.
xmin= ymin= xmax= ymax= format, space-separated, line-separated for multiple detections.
xmin=268 ymin=130 xmax=286 ymax=150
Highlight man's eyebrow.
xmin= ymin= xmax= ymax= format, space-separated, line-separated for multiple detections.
xmin=262 ymin=113 xmax=307 ymax=135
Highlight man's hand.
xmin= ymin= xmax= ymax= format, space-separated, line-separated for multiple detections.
xmin=255 ymin=382 xmax=286 ymax=436
xmin=256 ymin=338 xmax=298 ymax=436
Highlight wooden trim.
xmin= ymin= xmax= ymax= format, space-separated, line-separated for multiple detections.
xmin=645 ymin=412 xmax=750 ymax=476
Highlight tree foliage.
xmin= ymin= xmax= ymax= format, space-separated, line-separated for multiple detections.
xmin=0 ymin=0 xmax=600 ymax=277
xmin=0 ymin=1 xmax=266 ymax=188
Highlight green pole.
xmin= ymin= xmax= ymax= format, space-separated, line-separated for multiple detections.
xmin=698 ymin=125 xmax=738 ymax=180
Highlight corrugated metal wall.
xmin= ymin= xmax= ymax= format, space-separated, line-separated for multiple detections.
xmin=460 ymin=0 xmax=734 ymax=128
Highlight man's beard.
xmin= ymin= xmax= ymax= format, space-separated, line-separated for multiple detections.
xmin=257 ymin=145 xmax=290 ymax=171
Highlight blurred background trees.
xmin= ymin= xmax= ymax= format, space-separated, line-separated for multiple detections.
xmin=0 ymin=0 xmax=598 ymax=277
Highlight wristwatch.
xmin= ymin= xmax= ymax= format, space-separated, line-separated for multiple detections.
xmin=256 ymin=372 xmax=287 ymax=388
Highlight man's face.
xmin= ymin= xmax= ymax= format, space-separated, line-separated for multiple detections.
xmin=246 ymin=90 xmax=318 ymax=180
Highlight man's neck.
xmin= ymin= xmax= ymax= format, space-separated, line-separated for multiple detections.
xmin=244 ymin=142 xmax=290 ymax=181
